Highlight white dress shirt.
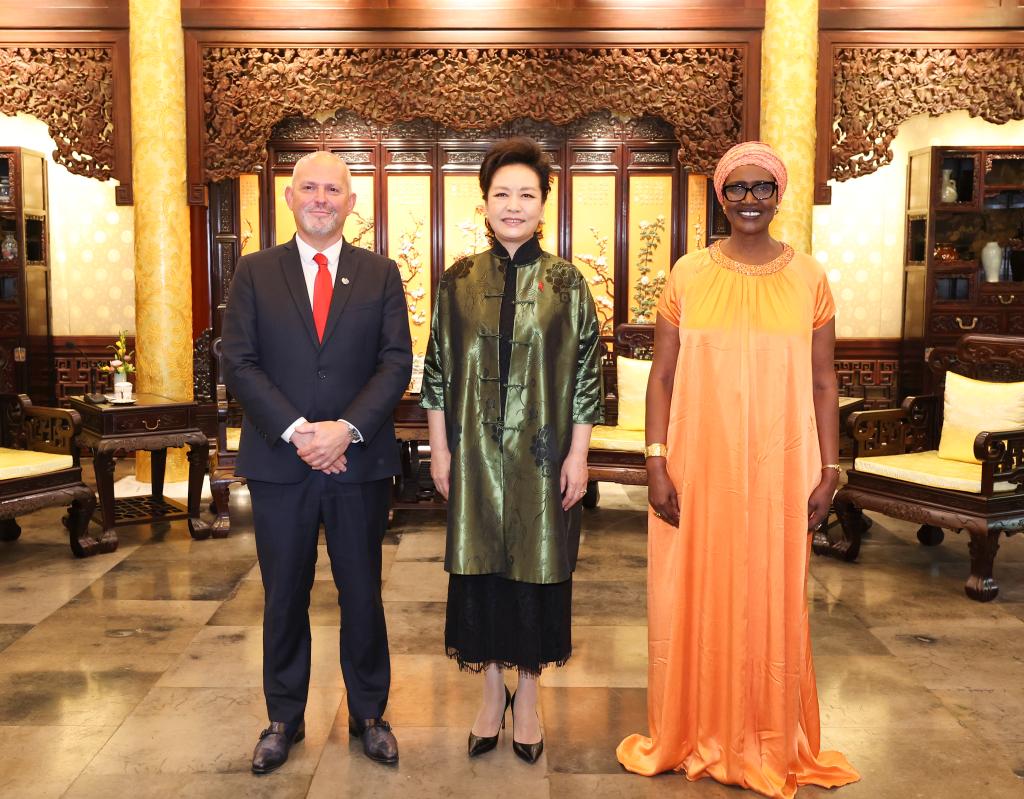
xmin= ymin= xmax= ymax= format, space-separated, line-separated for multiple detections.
xmin=281 ymin=234 xmax=362 ymax=445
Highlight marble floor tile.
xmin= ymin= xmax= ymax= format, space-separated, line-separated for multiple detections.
xmin=573 ymin=580 xmax=647 ymax=626
xmin=157 ymin=625 xmax=345 ymax=689
xmin=800 ymin=726 xmax=1024 ymax=799
xmin=868 ymin=614 xmax=1024 ymax=691
xmin=0 ymin=724 xmax=116 ymax=799
xmin=381 ymin=560 xmax=448 ymax=602
xmin=383 ymin=600 xmax=447 ymax=655
xmin=548 ymin=773 xmax=743 ymax=799
xmin=82 ymin=686 xmax=342 ymax=776
xmin=0 ymin=651 xmax=172 ymax=726
xmin=4 ymin=598 xmax=219 ymax=656
xmin=814 ymin=654 xmax=963 ymax=731
xmin=0 ymin=542 xmax=134 ymax=624
xmin=116 ymin=522 xmax=259 ymax=561
xmin=393 ymin=530 xmax=446 ymax=562
xmin=386 ymin=653 xmax=514 ymax=729
xmin=306 ymin=720 xmax=551 ymax=799
xmin=574 ymin=532 xmax=647 ymax=583
xmin=64 ymin=772 xmax=313 ymax=799
xmin=74 ymin=556 xmax=255 ymax=602
xmin=807 ymin=579 xmax=890 ymax=657
xmin=539 ymin=687 xmax=648 ymax=775
xmin=540 ymin=626 xmax=647 ymax=688
xmin=0 ymin=623 xmax=31 ymax=653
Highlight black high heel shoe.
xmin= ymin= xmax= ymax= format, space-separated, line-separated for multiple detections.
xmin=510 ymin=691 xmax=544 ymax=764
xmin=468 ymin=686 xmax=512 ymax=757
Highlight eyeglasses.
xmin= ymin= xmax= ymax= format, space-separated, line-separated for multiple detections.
xmin=722 ymin=181 xmax=778 ymax=202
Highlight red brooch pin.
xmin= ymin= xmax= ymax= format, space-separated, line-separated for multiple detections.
xmin=538 ymin=281 xmax=544 ymax=292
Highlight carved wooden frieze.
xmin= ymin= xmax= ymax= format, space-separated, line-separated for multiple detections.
xmin=831 ymin=46 xmax=1024 ymax=182
xmin=0 ymin=46 xmax=114 ymax=181
xmin=202 ymin=46 xmax=747 ymax=181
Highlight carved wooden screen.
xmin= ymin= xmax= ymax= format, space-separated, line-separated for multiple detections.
xmin=245 ymin=110 xmax=685 ymax=345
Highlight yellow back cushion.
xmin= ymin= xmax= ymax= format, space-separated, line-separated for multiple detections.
xmin=938 ymin=371 xmax=1024 ymax=464
xmin=616 ymin=356 xmax=652 ymax=431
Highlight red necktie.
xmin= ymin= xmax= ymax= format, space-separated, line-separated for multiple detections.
xmin=312 ymin=252 xmax=332 ymax=342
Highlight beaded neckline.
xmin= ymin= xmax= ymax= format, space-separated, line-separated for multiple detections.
xmin=709 ymin=240 xmax=793 ymax=276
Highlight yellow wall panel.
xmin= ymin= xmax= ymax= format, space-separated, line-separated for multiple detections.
xmin=387 ymin=174 xmax=432 ymax=358
xmin=274 ymin=174 xmax=294 ymax=246
xmin=239 ymin=173 xmax=261 ymax=256
xmin=347 ymin=174 xmax=376 ymax=249
xmin=571 ymin=174 xmax=616 ymax=336
xmin=627 ymin=174 xmax=671 ymax=324
xmin=443 ymin=174 xmax=488 ymax=267
xmin=686 ymin=174 xmax=708 ymax=253
xmin=541 ymin=175 xmax=559 ymax=256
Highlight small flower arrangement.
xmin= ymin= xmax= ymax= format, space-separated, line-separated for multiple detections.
xmin=100 ymin=331 xmax=136 ymax=376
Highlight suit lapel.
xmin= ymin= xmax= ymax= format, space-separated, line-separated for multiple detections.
xmin=319 ymin=240 xmax=362 ymax=346
xmin=280 ymin=237 xmax=319 ymax=350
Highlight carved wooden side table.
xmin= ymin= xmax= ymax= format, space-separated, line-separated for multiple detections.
xmin=70 ymin=394 xmax=213 ymax=547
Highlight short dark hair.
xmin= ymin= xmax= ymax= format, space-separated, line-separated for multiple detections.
xmin=479 ymin=137 xmax=552 ymax=203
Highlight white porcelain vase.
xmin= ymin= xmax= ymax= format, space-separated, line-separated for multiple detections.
xmin=941 ymin=169 xmax=959 ymax=203
xmin=981 ymin=241 xmax=1003 ymax=282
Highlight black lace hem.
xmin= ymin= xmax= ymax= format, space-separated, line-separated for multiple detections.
xmin=444 ymin=647 xmax=572 ymax=676
xmin=444 ymin=572 xmax=573 ymax=676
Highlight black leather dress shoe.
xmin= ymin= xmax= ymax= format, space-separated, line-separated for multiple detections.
xmin=511 ymin=692 xmax=543 ymax=764
xmin=251 ymin=721 xmax=305 ymax=774
xmin=349 ymin=717 xmax=399 ymax=764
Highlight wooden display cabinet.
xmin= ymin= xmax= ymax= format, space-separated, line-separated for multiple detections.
xmin=901 ymin=146 xmax=1024 ymax=394
xmin=0 ymin=147 xmax=53 ymax=404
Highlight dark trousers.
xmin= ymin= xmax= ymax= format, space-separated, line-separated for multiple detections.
xmin=248 ymin=474 xmax=392 ymax=728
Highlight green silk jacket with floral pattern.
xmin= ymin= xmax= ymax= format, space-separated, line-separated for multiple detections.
xmin=420 ymin=245 xmax=604 ymax=584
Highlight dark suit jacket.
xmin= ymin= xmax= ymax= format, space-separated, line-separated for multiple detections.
xmin=221 ymin=236 xmax=413 ymax=484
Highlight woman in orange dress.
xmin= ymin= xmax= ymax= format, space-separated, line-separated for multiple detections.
xmin=616 ymin=141 xmax=860 ymax=798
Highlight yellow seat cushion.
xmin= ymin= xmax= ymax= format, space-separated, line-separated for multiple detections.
xmin=226 ymin=427 xmax=241 ymax=452
xmin=0 ymin=447 xmax=74 ymax=480
xmin=616 ymin=356 xmax=652 ymax=431
xmin=590 ymin=425 xmax=645 ymax=453
xmin=855 ymin=450 xmax=1016 ymax=494
xmin=938 ymin=372 xmax=1024 ymax=464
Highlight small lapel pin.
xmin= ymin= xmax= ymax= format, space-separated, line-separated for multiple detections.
xmin=538 ymin=281 xmax=544 ymax=292
xmin=341 ymin=277 xmax=350 ymax=285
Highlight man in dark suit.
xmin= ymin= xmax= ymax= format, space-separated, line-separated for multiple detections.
xmin=222 ymin=151 xmax=412 ymax=774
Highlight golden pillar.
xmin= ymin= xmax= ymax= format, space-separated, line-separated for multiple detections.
xmin=761 ymin=0 xmax=819 ymax=253
xmin=129 ymin=0 xmax=193 ymax=481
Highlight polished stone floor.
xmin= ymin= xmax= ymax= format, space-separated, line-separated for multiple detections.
xmin=1 ymin=470 xmax=1023 ymax=798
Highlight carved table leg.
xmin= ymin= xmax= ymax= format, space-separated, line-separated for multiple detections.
xmin=582 ymin=480 xmax=600 ymax=509
xmin=209 ymin=473 xmax=232 ymax=537
xmin=150 ymin=447 xmax=167 ymax=501
xmin=916 ymin=525 xmax=945 ymax=546
xmin=812 ymin=489 xmax=864 ymax=561
xmin=186 ymin=439 xmax=213 ymax=540
xmin=92 ymin=449 xmax=117 ymax=545
xmin=965 ymin=530 xmax=1000 ymax=602
xmin=0 ymin=517 xmax=21 ymax=541
xmin=66 ymin=486 xmax=112 ymax=558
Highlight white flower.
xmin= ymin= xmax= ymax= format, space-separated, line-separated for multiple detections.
xmin=640 ymin=275 xmax=649 ymax=285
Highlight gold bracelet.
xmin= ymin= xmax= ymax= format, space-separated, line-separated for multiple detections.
xmin=821 ymin=463 xmax=842 ymax=475
xmin=644 ymin=443 xmax=668 ymax=459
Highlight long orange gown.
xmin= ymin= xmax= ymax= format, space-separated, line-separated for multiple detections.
xmin=616 ymin=242 xmax=860 ymax=799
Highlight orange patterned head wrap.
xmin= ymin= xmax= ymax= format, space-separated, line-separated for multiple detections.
xmin=713 ymin=141 xmax=788 ymax=204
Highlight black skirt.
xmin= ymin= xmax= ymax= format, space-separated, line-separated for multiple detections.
xmin=445 ymin=572 xmax=572 ymax=674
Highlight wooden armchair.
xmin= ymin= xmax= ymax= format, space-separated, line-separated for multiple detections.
xmin=208 ymin=336 xmax=245 ymax=536
xmin=585 ymin=324 xmax=655 ymax=506
xmin=0 ymin=394 xmax=102 ymax=557
xmin=815 ymin=334 xmax=1024 ymax=601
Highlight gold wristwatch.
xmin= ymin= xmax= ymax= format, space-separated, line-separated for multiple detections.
xmin=644 ymin=443 xmax=668 ymax=459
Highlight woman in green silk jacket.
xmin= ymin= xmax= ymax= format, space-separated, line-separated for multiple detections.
xmin=421 ymin=137 xmax=604 ymax=764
